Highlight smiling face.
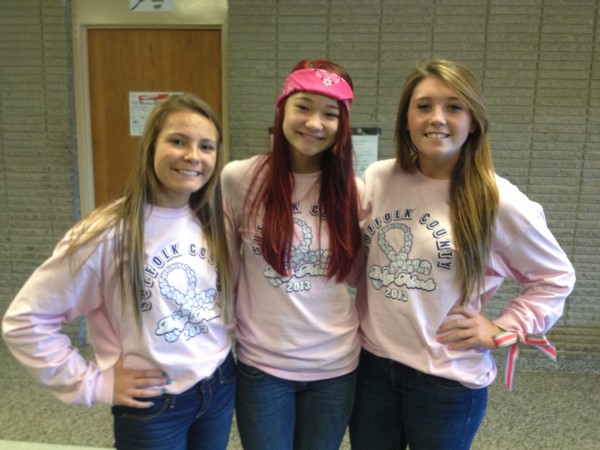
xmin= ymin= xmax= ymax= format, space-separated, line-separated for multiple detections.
xmin=152 ymin=110 xmax=219 ymax=208
xmin=407 ymin=76 xmax=475 ymax=179
xmin=282 ymin=92 xmax=340 ymax=173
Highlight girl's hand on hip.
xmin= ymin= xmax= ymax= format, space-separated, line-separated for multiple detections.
xmin=113 ymin=357 xmax=170 ymax=407
xmin=436 ymin=306 xmax=503 ymax=351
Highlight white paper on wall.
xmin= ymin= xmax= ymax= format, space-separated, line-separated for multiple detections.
xmin=129 ymin=91 xmax=182 ymax=136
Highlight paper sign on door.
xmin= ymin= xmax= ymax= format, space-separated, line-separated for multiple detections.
xmin=129 ymin=91 xmax=182 ymax=136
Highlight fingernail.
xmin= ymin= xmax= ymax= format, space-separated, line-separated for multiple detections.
xmin=150 ymin=402 xmax=155 ymax=407
xmin=161 ymin=371 xmax=167 ymax=377
xmin=161 ymin=388 xmax=167 ymax=394
xmin=166 ymin=379 xmax=172 ymax=385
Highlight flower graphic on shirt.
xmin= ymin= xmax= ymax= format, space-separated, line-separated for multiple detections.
xmin=264 ymin=217 xmax=328 ymax=288
xmin=368 ymin=223 xmax=436 ymax=293
xmin=155 ymin=262 xmax=220 ymax=342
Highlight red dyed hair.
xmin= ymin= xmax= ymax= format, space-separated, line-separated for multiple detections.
xmin=248 ymin=59 xmax=361 ymax=282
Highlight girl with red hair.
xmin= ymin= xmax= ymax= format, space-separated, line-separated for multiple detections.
xmin=221 ymin=59 xmax=362 ymax=450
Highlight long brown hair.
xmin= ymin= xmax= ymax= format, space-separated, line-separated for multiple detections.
xmin=395 ymin=59 xmax=499 ymax=303
xmin=65 ymin=94 xmax=233 ymax=324
xmin=249 ymin=59 xmax=361 ymax=282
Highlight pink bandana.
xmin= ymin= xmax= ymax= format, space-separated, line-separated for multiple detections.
xmin=276 ymin=68 xmax=353 ymax=110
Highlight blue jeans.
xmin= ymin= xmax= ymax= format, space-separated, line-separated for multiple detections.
xmin=349 ymin=349 xmax=487 ymax=450
xmin=235 ymin=360 xmax=357 ymax=450
xmin=112 ymin=351 xmax=236 ymax=450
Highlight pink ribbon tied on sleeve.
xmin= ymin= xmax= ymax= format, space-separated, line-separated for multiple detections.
xmin=493 ymin=330 xmax=557 ymax=391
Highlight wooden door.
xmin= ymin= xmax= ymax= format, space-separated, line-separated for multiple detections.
xmin=87 ymin=28 xmax=222 ymax=206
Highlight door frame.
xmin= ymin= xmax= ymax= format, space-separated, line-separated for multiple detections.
xmin=71 ymin=0 xmax=229 ymax=216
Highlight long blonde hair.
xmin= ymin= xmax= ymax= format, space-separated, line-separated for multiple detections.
xmin=395 ymin=59 xmax=499 ymax=303
xmin=65 ymin=94 xmax=233 ymax=324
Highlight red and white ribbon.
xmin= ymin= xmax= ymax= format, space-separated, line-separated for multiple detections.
xmin=493 ymin=331 xmax=557 ymax=391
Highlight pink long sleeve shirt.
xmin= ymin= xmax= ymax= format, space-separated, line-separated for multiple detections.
xmin=221 ymin=155 xmax=361 ymax=381
xmin=3 ymin=205 xmax=232 ymax=406
xmin=356 ymin=159 xmax=575 ymax=388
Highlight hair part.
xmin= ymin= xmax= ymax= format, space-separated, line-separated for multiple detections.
xmin=394 ymin=59 xmax=499 ymax=303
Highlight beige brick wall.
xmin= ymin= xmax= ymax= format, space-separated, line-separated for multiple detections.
xmin=0 ymin=0 xmax=80 ymax=340
xmin=227 ymin=0 xmax=600 ymax=371
xmin=1 ymin=0 xmax=598 ymax=370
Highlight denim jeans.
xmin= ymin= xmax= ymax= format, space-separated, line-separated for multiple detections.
xmin=112 ymin=351 xmax=236 ymax=450
xmin=235 ymin=360 xmax=357 ymax=450
xmin=349 ymin=349 xmax=487 ymax=450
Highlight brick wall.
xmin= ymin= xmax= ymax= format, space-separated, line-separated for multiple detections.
xmin=0 ymin=0 xmax=598 ymax=370
xmin=227 ymin=0 xmax=600 ymax=371
xmin=0 ymin=0 xmax=79 ymax=338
